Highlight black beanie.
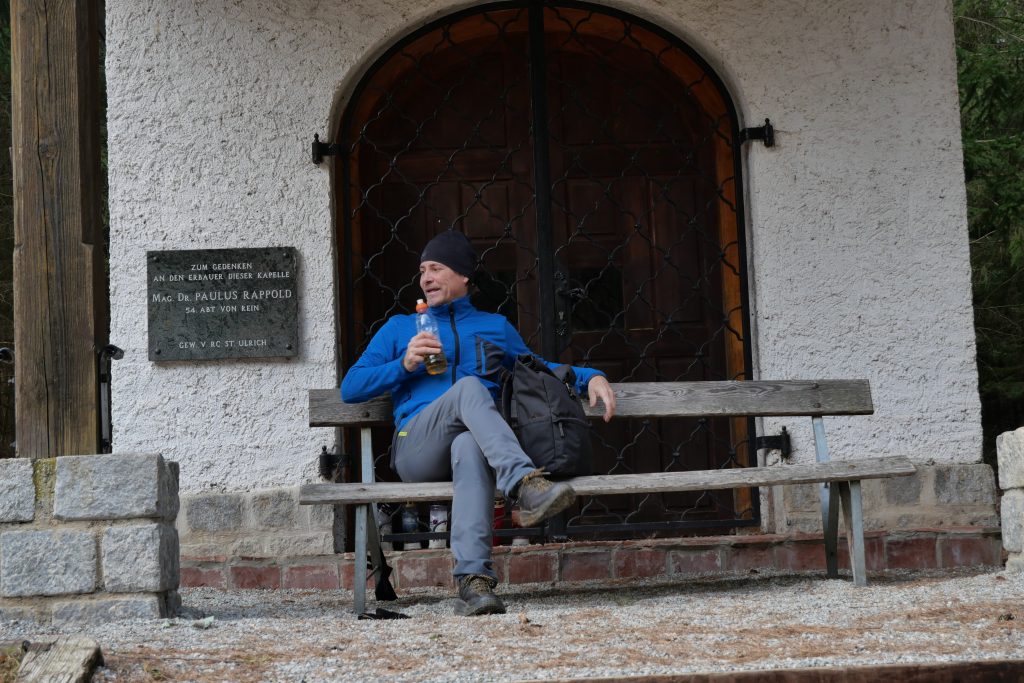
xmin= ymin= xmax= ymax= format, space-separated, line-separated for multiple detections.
xmin=420 ymin=230 xmax=477 ymax=277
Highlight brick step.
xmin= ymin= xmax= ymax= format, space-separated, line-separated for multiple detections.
xmin=180 ymin=527 xmax=1004 ymax=591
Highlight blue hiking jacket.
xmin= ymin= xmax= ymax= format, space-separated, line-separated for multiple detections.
xmin=340 ymin=296 xmax=605 ymax=429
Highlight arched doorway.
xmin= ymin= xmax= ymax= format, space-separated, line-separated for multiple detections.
xmin=335 ymin=2 xmax=755 ymax=539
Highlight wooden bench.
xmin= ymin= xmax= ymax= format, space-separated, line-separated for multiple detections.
xmin=301 ymin=380 xmax=914 ymax=613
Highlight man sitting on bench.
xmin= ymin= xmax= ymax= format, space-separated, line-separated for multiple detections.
xmin=341 ymin=230 xmax=616 ymax=616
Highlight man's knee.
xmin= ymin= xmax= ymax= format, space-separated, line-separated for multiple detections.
xmin=451 ymin=431 xmax=483 ymax=460
xmin=454 ymin=375 xmax=488 ymax=396
xmin=451 ymin=433 xmax=494 ymax=496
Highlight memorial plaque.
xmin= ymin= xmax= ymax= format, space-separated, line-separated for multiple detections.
xmin=147 ymin=247 xmax=298 ymax=361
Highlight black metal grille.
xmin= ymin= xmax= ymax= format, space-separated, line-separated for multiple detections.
xmin=337 ymin=2 xmax=755 ymax=546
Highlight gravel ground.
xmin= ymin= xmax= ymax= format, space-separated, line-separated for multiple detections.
xmin=2 ymin=567 xmax=1023 ymax=682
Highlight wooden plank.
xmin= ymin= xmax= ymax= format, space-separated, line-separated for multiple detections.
xmin=310 ymin=380 xmax=874 ymax=427
xmin=310 ymin=390 xmax=393 ymax=426
xmin=12 ymin=0 xmax=106 ymax=458
xmin=612 ymin=659 xmax=1024 ymax=682
xmin=299 ymin=455 xmax=914 ymax=505
xmin=16 ymin=637 xmax=103 ymax=683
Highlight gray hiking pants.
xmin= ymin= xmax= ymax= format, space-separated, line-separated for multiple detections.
xmin=393 ymin=376 xmax=536 ymax=579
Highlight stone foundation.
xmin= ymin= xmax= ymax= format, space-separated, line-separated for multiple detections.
xmin=177 ymin=488 xmax=339 ymax=559
xmin=172 ymin=461 xmax=1004 ymax=592
xmin=997 ymin=428 xmax=1024 ymax=572
xmin=781 ymin=463 xmax=999 ymax=533
xmin=0 ymin=454 xmax=180 ymax=624
xmin=180 ymin=526 xmax=1003 ymax=591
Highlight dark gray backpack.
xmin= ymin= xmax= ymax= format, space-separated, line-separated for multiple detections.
xmin=499 ymin=355 xmax=592 ymax=477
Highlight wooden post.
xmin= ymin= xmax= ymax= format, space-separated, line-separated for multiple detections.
xmin=11 ymin=0 xmax=108 ymax=459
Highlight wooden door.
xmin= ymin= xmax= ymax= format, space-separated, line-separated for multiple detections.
xmin=338 ymin=4 xmax=753 ymax=533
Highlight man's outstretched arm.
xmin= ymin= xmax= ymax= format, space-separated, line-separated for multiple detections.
xmin=502 ymin=321 xmax=616 ymax=421
xmin=340 ymin=318 xmax=410 ymax=403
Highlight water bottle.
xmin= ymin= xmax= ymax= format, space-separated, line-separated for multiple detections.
xmin=401 ymin=502 xmax=423 ymax=550
xmin=415 ymin=299 xmax=447 ymax=375
xmin=428 ymin=504 xmax=448 ymax=549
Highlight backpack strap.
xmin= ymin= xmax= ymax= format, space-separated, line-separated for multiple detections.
xmin=499 ymin=366 xmax=516 ymax=426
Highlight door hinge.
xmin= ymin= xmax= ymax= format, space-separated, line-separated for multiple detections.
xmin=740 ymin=118 xmax=774 ymax=147
xmin=755 ymin=426 xmax=790 ymax=458
xmin=311 ymin=134 xmax=343 ymax=165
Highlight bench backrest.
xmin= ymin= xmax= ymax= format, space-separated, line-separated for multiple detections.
xmin=309 ymin=379 xmax=873 ymax=427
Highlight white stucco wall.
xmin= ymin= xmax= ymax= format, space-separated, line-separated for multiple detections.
xmin=106 ymin=0 xmax=980 ymax=493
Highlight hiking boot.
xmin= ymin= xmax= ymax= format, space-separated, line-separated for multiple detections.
xmin=454 ymin=574 xmax=506 ymax=616
xmin=515 ymin=470 xmax=577 ymax=527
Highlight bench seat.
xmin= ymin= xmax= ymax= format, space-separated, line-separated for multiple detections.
xmin=300 ymin=456 xmax=915 ymax=505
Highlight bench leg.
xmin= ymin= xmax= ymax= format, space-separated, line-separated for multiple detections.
xmin=837 ymin=480 xmax=868 ymax=586
xmin=820 ymin=482 xmax=840 ymax=578
xmin=353 ymin=504 xmax=368 ymax=615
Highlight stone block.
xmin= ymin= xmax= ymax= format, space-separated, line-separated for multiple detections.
xmin=219 ymin=533 xmax=335 ymax=560
xmin=304 ymin=503 xmax=335 ymax=531
xmin=669 ymin=549 xmax=722 ymax=575
xmin=837 ymin=536 xmax=886 ymax=572
xmin=560 ymin=551 xmax=612 ymax=582
xmin=230 ymin=565 xmax=281 ymax=589
xmin=180 ymin=542 xmax=233 ymax=559
xmin=251 ymin=489 xmax=297 ymax=530
xmin=784 ymin=483 xmax=820 ymax=513
xmin=230 ymin=537 xmax=267 ymax=558
xmin=102 ymin=523 xmax=179 ymax=592
xmin=283 ymin=564 xmax=340 ymax=590
xmin=613 ymin=548 xmax=667 ymax=579
xmin=264 ymin=532 xmax=334 ymax=557
xmin=181 ymin=566 xmax=227 ymax=588
xmin=934 ymin=464 xmax=997 ymax=506
xmin=0 ymin=605 xmax=38 ymax=622
xmin=185 ymin=493 xmax=243 ymax=533
xmin=785 ymin=514 xmax=822 ymax=535
xmin=340 ymin=560 xmax=377 ymax=591
xmin=894 ymin=513 xmax=943 ymax=530
xmin=0 ymin=458 xmax=34 ymax=522
xmin=51 ymin=596 xmax=163 ymax=625
xmin=774 ymin=543 xmax=826 ymax=572
xmin=395 ymin=554 xmax=453 ymax=589
xmin=860 ymin=479 xmax=885 ymax=510
xmin=0 ymin=530 xmax=97 ymax=597
xmin=939 ymin=536 xmax=1001 ymax=568
xmin=1001 ymin=489 xmax=1024 ymax=553
xmin=506 ymin=552 xmax=557 ymax=584
xmin=726 ymin=544 xmax=774 ymax=572
xmin=884 ymin=471 xmax=922 ymax=506
xmin=885 ymin=536 xmax=938 ymax=569
xmin=997 ymin=428 xmax=1024 ymax=490
xmin=1006 ymin=553 xmax=1024 ymax=573
xmin=54 ymin=453 xmax=178 ymax=521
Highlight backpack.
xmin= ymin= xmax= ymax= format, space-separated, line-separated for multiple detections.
xmin=499 ymin=355 xmax=592 ymax=477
